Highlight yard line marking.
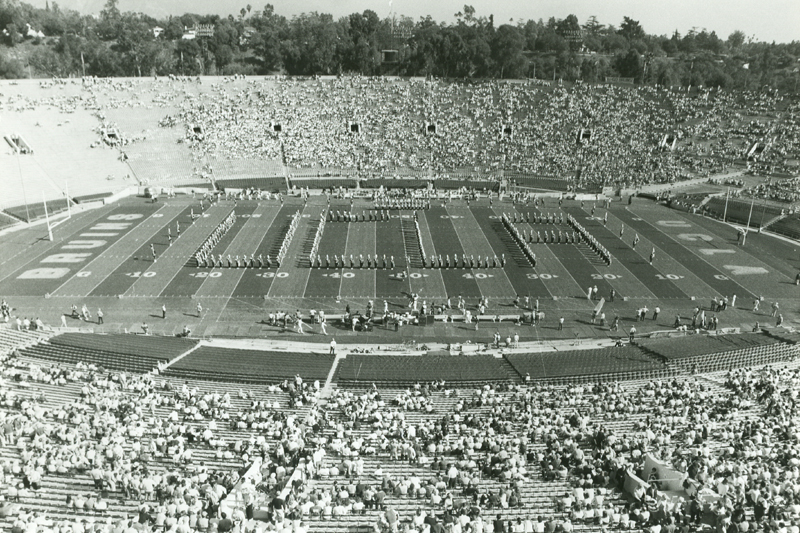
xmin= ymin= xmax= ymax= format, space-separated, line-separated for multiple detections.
xmin=51 ymin=204 xmax=177 ymax=298
xmin=337 ymin=219 xmax=352 ymax=300
xmin=0 ymin=205 xmax=115 ymax=282
xmin=298 ymin=205 xmax=324 ymax=300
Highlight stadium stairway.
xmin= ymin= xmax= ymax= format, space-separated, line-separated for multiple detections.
xmin=319 ymin=351 xmax=347 ymax=400
xmin=157 ymin=341 xmax=204 ymax=372
xmin=760 ymin=213 xmax=787 ymax=230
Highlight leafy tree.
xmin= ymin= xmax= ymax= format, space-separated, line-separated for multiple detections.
xmin=0 ymin=48 xmax=25 ymax=78
xmin=342 ymin=10 xmax=381 ymax=73
xmin=281 ymin=12 xmax=341 ymax=75
xmin=614 ymin=49 xmax=643 ymax=80
xmin=556 ymin=14 xmax=582 ymax=51
xmin=97 ymin=0 xmax=121 ymax=40
xmin=727 ymin=30 xmax=745 ymax=51
xmin=583 ymin=16 xmax=604 ymax=35
xmin=492 ymin=24 xmax=526 ymax=78
xmin=617 ymin=16 xmax=644 ymax=42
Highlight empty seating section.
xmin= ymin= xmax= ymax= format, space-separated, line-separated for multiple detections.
xmin=214 ymin=176 xmax=287 ymax=191
xmin=770 ymin=215 xmax=800 ymax=239
xmin=289 ymin=178 xmax=358 ymax=190
xmin=17 ymin=342 xmax=161 ymax=373
xmin=639 ymin=332 xmax=782 ymax=360
xmin=335 ymin=354 xmax=512 ymax=385
xmin=507 ymin=175 xmax=576 ymax=192
xmin=4 ymin=201 xmax=69 ymax=223
xmin=433 ymin=179 xmax=499 ymax=191
xmin=0 ymin=327 xmax=48 ymax=354
xmin=703 ymin=197 xmax=783 ymax=228
xmin=0 ymin=211 xmax=21 ymax=229
xmin=361 ymin=178 xmax=428 ymax=189
xmin=505 ymin=346 xmax=667 ymax=381
xmin=165 ymin=346 xmax=334 ymax=383
xmin=48 ymin=332 xmax=196 ymax=362
xmin=766 ymin=330 xmax=800 ymax=345
xmin=71 ymin=192 xmax=114 ymax=204
xmin=671 ymin=343 xmax=797 ymax=373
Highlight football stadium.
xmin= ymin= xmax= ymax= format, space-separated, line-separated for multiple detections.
xmin=1 ymin=10 xmax=800 ymax=533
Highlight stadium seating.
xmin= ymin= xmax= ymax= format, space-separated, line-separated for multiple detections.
xmin=335 ymin=354 xmax=513 ymax=386
xmin=432 ymin=179 xmax=499 ymax=192
xmin=165 ymin=345 xmax=334 ymax=383
xmin=505 ymin=346 xmax=669 ymax=382
xmin=638 ymin=331 xmax=782 ymax=360
xmin=0 ymin=327 xmax=49 ymax=354
xmin=670 ymin=342 xmax=797 ymax=373
xmin=17 ymin=342 xmax=165 ymax=373
xmin=2 ymin=328 xmax=800 ymax=533
xmin=288 ymin=178 xmax=358 ymax=190
xmin=0 ymin=211 xmax=21 ymax=229
xmin=769 ymin=214 xmax=800 ymax=240
xmin=360 ymin=178 xmax=429 ymax=189
xmin=48 ymin=332 xmax=196 ymax=362
xmin=702 ymin=197 xmax=783 ymax=228
xmin=213 ymin=176 xmax=288 ymax=192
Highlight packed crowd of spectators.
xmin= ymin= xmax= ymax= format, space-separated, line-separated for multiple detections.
xmin=4 ymin=76 xmax=799 ymax=196
xmin=159 ymin=78 xmax=800 ymax=191
xmin=1 ymin=326 xmax=799 ymax=533
xmin=735 ymin=178 xmax=800 ymax=206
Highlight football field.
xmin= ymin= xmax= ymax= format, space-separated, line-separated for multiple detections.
xmin=0 ymin=194 xmax=796 ymax=338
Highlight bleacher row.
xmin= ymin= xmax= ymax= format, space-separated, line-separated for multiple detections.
xmin=166 ymin=345 xmax=335 ymax=383
xmin=768 ymin=214 xmax=800 ymax=240
xmin=702 ymin=197 xmax=784 ymax=228
xmin=0 ymin=354 xmax=300 ymax=528
xmin=335 ymin=354 xmax=514 ymax=386
xmin=8 ymin=330 xmax=798 ymax=386
xmin=638 ymin=332 xmax=783 ymax=360
xmin=664 ymin=342 xmax=798 ymax=374
xmin=204 ymin=177 xmax=507 ymax=194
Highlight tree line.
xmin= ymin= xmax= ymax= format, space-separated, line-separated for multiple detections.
xmin=1 ymin=0 xmax=799 ymax=93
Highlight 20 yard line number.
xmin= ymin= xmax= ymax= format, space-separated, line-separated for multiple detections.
xmin=189 ymin=272 xmax=222 ymax=278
